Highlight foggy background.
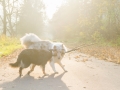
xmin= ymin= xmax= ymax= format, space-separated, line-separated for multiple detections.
xmin=0 ymin=0 xmax=120 ymax=43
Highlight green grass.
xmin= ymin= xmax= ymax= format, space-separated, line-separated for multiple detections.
xmin=0 ymin=35 xmax=22 ymax=57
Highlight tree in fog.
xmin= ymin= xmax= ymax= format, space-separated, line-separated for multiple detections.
xmin=0 ymin=0 xmax=20 ymax=36
xmin=17 ymin=0 xmax=45 ymax=35
xmin=50 ymin=0 xmax=120 ymax=41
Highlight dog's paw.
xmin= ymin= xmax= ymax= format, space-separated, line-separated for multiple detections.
xmin=27 ymin=71 xmax=31 ymax=75
xmin=63 ymin=65 xmax=65 ymax=67
xmin=38 ymin=76 xmax=42 ymax=79
xmin=44 ymin=74 xmax=49 ymax=76
xmin=55 ymin=72 xmax=59 ymax=74
xmin=64 ymin=70 xmax=68 ymax=72
xmin=19 ymin=74 xmax=23 ymax=77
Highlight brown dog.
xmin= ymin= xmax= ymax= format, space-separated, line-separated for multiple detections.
xmin=9 ymin=49 xmax=53 ymax=77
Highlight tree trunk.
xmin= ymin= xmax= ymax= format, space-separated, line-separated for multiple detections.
xmin=2 ymin=0 xmax=6 ymax=35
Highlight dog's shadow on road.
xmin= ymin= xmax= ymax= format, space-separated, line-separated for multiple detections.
xmin=0 ymin=72 xmax=69 ymax=90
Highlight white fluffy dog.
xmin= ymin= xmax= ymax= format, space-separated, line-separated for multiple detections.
xmin=20 ymin=33 xmax=67 ymax=73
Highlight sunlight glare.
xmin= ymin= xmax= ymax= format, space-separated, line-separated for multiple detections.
xmin=43 ymin=0 xmax=64 ymax=19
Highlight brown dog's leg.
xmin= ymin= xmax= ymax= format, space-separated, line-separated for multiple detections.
xmin=28 ymin=64 xmax=36 ymax=75
xmin=19 ymin=67 xmax=23 ymax=77
xmin=41 ymin=65 xmax=49 ymax=76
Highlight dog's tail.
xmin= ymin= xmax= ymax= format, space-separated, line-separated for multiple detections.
xmin=20 ymin=33 xmax=41 ymax=48
xmin=9 ymin=56 xmax=21 ymax=68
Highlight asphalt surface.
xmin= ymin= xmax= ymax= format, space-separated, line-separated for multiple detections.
xmin=0 ymin=51 xmax=120 ymax=90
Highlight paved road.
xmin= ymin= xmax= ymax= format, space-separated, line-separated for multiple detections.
xmin=0 ymin=51 xmax=120 ymax=90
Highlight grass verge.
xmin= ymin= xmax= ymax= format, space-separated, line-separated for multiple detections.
xmin=0 ymin=35 xmax=22 ymax=57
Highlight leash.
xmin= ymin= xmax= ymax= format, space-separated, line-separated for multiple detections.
xmin=65 ymin=43 xmax=97 ymax=53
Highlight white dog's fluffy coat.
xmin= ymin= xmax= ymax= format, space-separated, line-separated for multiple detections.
xmin=20 ymin=33 xmax=67 ymax=73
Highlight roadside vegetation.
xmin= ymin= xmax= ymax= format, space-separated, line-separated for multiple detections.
xmin=0 ymin=35 xmax=22 ymax=57
xmin=64 ymin=36 xmax=120 ymax=64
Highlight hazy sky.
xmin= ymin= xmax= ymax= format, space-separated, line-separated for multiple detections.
xmin=0 ymin=0 xmax=64 ymax=19
xmin=43 ymin=0 xmax=64 ymax=19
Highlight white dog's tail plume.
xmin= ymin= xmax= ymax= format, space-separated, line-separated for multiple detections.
xmin=20 ymin=33 xmax=41 ymax=48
